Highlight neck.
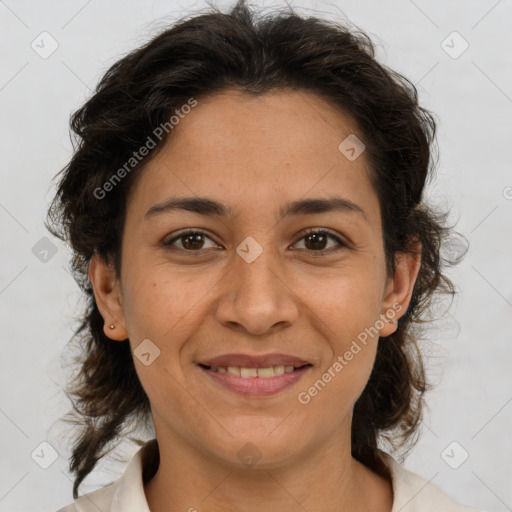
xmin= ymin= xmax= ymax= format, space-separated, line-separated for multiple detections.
xmin=143 ymin=424 xmax=393 ymax=512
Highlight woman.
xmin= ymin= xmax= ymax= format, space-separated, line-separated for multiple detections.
xmin=49 ymin=1 xmax=483 ymax=510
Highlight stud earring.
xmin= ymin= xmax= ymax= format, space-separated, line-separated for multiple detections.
xmin=109 ymin=323 xmax=115 ymax=329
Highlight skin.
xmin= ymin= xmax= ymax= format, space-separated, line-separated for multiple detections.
xmin=89 ymin=89 xmax=421 ymax=512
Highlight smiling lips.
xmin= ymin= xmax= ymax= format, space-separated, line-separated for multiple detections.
xmin=198 ymin=353 xmax=312 ymax=397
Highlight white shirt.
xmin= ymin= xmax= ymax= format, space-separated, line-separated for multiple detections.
xmin=57 ymin=438 xmax=484 ymax=512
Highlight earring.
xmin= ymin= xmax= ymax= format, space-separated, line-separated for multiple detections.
xmin=109 ymin=323 xmax=115 ymax=329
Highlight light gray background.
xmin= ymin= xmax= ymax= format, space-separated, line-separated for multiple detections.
xmin=1 ymin=1 xmax=511 ymax=511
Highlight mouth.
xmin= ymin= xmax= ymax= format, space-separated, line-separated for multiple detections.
xmin=197 ymin=362 xmax=313 ymax=397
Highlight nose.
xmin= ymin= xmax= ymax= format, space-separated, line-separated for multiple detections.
xmin=214 ymin=242 xmax=300 ymax=335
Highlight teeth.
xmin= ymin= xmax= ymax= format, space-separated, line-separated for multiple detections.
xmin=241 ymin=367 xmax=257 ymax=378
xmin=257 ymin=367 xmax=277 ymax=378
xmin=209 ymin=365 xmax=301 ymax=378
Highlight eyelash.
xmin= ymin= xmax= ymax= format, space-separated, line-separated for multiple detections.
xmin=163 ymin=228 xmax=348 ymax=256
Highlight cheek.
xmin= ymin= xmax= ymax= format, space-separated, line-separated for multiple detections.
xmin=299 ymin=270 xmax=383 ymax=393
xmin=299 ymin=267 xmax=384 ymax=336
xmin=119 ymin=270 xmax=205 ymax=410
xmin=121 ymin=263 xmax=208 ymax=340
xmin=300 ymin=325 xmax=379 ymax=421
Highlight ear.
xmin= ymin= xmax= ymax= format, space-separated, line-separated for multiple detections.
xmin=88 ymin=252 xmax=129 ymax=341
xmin=378 ymin=239 xmax=422 ymax=338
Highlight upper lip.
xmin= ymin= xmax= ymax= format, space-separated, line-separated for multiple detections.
xmin=199 ymin=353 xmax=312 ymax=368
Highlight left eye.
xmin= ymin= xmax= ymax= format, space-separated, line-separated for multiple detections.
xmin=293 ymin=229 xmax=345 ymax=253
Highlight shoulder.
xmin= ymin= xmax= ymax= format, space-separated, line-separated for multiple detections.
xmin=55 ymin=480 xmax=117 ymax=512
xmin=376 ymin=450 xmax=486 ymax=512
xmin=56 ymin=439 xmax=158 ymax=512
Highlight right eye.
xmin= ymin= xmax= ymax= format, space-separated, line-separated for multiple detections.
xmin=163 ymin=229 xmax=220 ymax=252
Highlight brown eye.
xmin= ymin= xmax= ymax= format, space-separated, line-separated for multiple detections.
xmin=164 ymin=230 xmax=218 ymax=251
xmin=304 ymin=232 xmax=328 ymax=250
xmin=294 ymin=229 xmax=346 ymax=254
xmin=181 ymin=233 xmax=206 ymax=250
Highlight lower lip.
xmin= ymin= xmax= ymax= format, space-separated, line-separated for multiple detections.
xmin=199 ymin=365 xmax=312 ymax=397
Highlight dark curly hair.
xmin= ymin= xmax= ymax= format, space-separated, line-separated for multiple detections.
xmin=47 ymin=0 xmax=465 ymax=500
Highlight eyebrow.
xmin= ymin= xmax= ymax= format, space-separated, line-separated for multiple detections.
xmin=145 ymin=195 xmax=368 ymax=223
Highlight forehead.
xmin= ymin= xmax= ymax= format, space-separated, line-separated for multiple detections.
xmin=161 ymin=88 xmax=362 ymax=173
xmin=127 ymin=88 xmax=381 ymax=230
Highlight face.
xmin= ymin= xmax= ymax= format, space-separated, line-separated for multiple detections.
xmin=91 ymin=89 xmax=420 ymax=469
